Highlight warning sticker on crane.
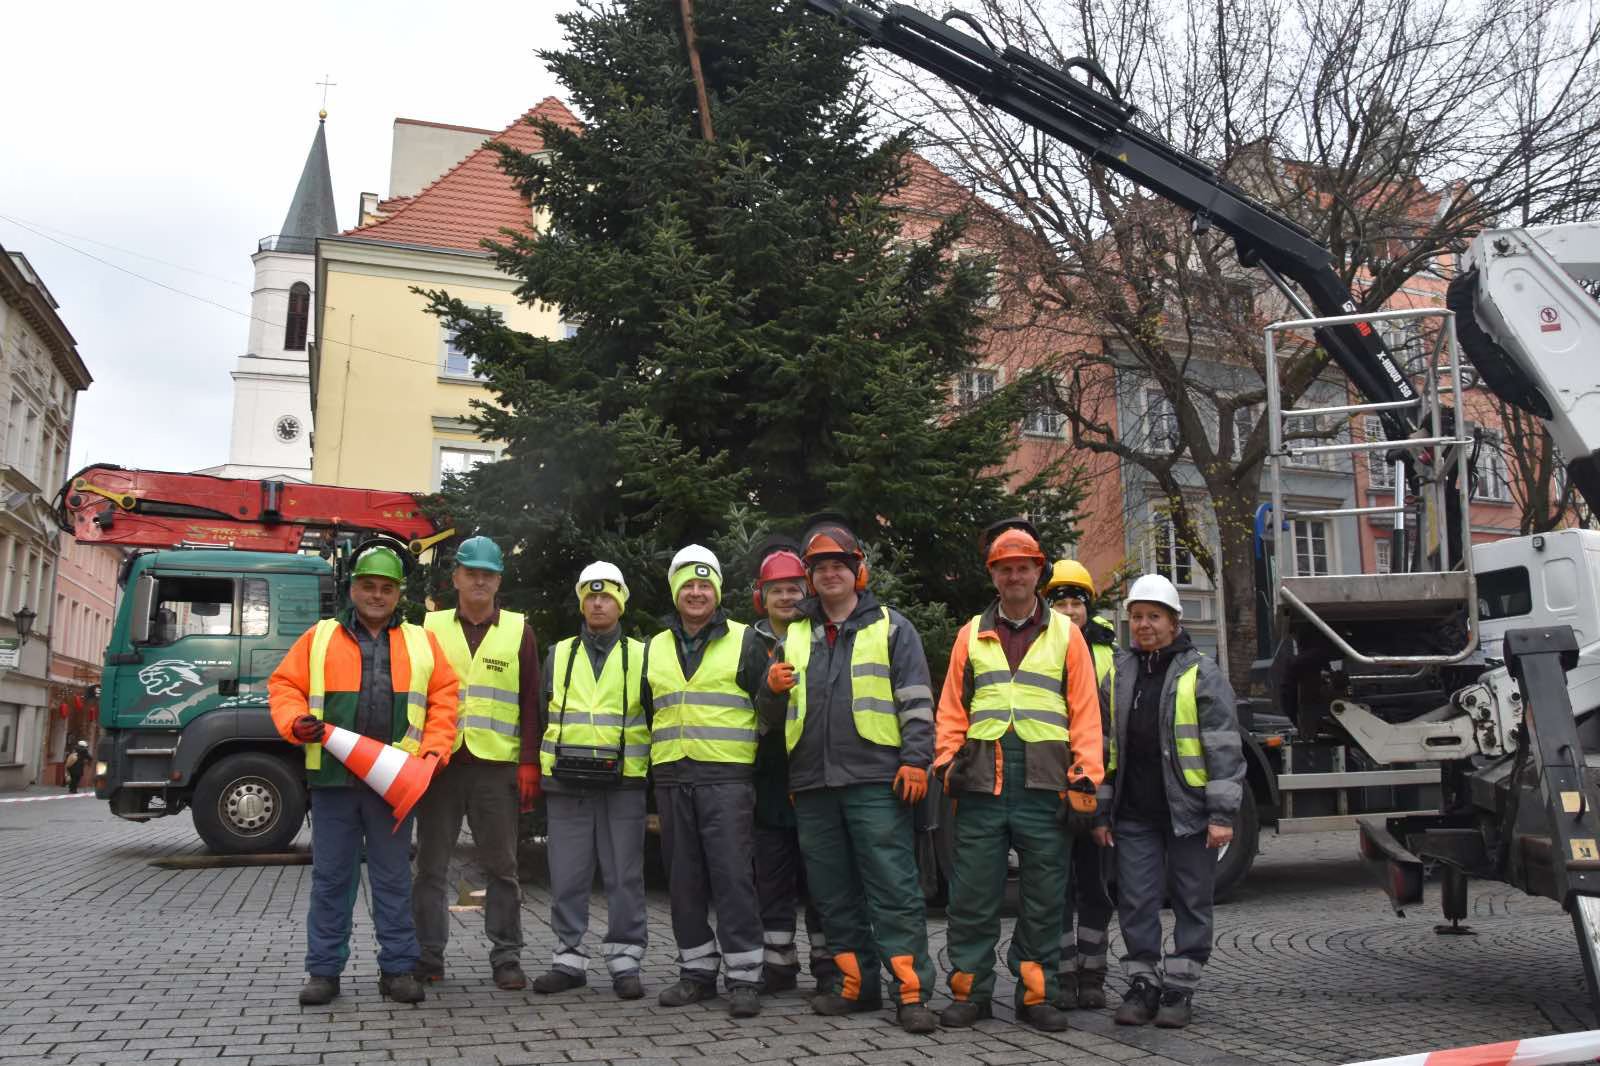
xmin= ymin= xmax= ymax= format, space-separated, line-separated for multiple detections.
xmin=1540 ymin=306 xmax=1562 ymax=332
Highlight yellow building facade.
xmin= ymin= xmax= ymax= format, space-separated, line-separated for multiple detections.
xmin=307 ymin=100 xmax=579 ymax=493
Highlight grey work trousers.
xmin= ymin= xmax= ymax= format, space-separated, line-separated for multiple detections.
xmin=545 ymin=788 xmax=648 ymax=978
xmin=1061 ymin=831 xmax=1114 ymax=974
xmin=1113 ymin=816 xmax=1215 ymax=991
xmin=412 ymin=757 xmax=523 ymax=972
xmin=656 ymin=781 xmax=764 ymax=989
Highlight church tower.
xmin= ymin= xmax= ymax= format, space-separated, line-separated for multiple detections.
xmin=210 ymin=113 xmax=337 ymax=481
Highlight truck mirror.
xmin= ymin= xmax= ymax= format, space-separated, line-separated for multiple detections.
xmin=129 ymin=574 xmax=156 ymax=644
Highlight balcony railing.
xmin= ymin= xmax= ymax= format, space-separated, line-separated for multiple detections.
xmin=257 ymin=234 xmax=317 ymax=254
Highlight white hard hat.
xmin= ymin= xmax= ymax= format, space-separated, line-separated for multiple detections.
xmin=668 ymin=544 xmax=722 ymax=583
xmin=577 ymin=560 xmax=627 ymax=593
xmin=1125 ymin=573 xmax=1183 ymax=618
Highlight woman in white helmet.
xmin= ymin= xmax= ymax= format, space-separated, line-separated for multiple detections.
xmin=1096 ymin=574 xmax=1244 ymax=1030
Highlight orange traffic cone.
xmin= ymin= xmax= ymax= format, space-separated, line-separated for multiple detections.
xmin=319 ymin=723 xmax=436 ymax=828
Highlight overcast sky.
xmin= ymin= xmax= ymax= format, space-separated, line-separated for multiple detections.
xmin=0 ymin=0 xmax=580 ymax=478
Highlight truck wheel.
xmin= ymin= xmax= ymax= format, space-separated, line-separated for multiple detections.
xmin=192 ymin=752 xmax=306 ymax=855
xmin=1214 ymin=787 xmax=1259 ymax=901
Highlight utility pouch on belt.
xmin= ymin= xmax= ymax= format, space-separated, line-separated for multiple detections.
xmin=551 ymin=637 xmax=626 ymax=787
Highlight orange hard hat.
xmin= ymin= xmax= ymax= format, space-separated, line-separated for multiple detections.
xmin=986 ymin=527 xmax=1046 ymax=568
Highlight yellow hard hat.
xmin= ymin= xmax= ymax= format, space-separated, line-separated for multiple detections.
xmin=1045 ymin=559 xmax=1095 ymax=596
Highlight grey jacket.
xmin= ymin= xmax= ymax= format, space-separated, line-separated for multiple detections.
xmin=1100 ymin=638 xmax=1245 ymax=836
xmin=755 ymin=590 xmax=935 ymax=792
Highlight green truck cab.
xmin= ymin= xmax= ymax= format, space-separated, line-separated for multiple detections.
xmin=95 ymin=548 xmax=334 ymax=853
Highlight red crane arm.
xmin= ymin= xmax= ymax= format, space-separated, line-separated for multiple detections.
xmin=55 ymin=465 xmax=452 ymax=554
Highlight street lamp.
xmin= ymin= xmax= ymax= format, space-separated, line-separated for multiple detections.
xmin=15 ymin=605 xmax=36 ymax=646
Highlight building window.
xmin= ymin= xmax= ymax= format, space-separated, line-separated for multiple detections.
xmin=0 ymin=704 xmax=16 ymax=764
xmin=1021 ymin=381 xmax=1065 ymax=438
xmin=1474 ymin=437 xmax=1512 ymax=502
xmin=1365 ymin=415 xmax=1396 ymax=490
xmin=1145 ymin=389 xmax=1180 ymax=454
xmin=284 ymin=283 xmax=310 ymax=351
xmin=1374 ymin=536 xmax=1392 ymax=575
xmin=956 ymin=368 xmax=997 ymax=409
xmin=1292 ymin=519 xmax=1332 ymax=576
xmin=1288 ymin=414 xmax=1333 ymax=469
xmin=436 ymin=445 xmax=495 ymax=489
xmin=1150 ymin=511 xmax=1194 ymax=587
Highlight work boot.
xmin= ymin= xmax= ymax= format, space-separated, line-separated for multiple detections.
xmin=897 ymin=1003 xmax=939 ymax=1034
xmin=1154 ymin=987 xmax=1194 ymax=1029
xmin=413 ymin=963 xmax=444 ymax=985
xmin=531 ymin=969 xmax=586 ymax=994
xmin=1016 ymin=1002 xmax=1072 ymax=1032
xmin=613 ymin=974 xmax=644 ymax=1000
xmin=938 ymin=1000 xmax=992 ymax=1028
xmin=1053 ymin=971 xmax=1079 ymax=1010
xmin=494 ymin=962 xmax=528 ymax=991
xmin=1113 ymin=977 xmax=1161 ymax=1026
xmin=728 ymin=986 xmax=762 ymax=1018
xmin=658 ymin=979 xmax=717 ymax=1007
xmin=379 ymin=972 xmax=425 ymax=1004
xmin=812 ymin=991 xmax=883 ymax=1016
xmin=1076 ymin=970 xmax=1108 ymax=1009
xmin=297 ymin=975 xmax=339 ymax=1006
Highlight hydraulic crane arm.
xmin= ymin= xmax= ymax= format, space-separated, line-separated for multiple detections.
xmin=806 ymin=0 xmax=1422 ymax=440
xmin=55 ymin=465 xmax=454 ymax=556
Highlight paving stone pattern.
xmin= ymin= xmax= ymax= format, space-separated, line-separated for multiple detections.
xmin=0 ymin=790 xmax=1593 ymax=1066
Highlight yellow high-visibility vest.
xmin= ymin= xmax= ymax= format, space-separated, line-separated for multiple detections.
xmin=305 ymin=618 xmax=433 ymax=771
xmin=647 ymin=623 xmax=756 ymax=765
xmin=543 ymin=634 xmax=649 ymax=778
xmin=425 ymin=609 xmax=525 ymax=762
xmin=965 ymin=610 xmax=1072 ymax=743
xmin=782 ymin=610 xmax=900 ymax=753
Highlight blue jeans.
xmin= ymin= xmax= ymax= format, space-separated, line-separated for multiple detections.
xmin=306 ymin=786 xmax=420 ymax=977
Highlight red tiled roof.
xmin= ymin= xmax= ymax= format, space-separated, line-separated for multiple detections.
xmin=345 ymin=97 xmax=582 ymax=252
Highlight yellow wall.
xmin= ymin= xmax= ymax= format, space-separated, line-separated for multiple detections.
xmin=311 ymin=241 xmax=565 ymax=493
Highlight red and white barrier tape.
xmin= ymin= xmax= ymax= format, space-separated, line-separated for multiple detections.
xmin=0 ymin=792 xmax=95 ymax=804
xmin=1345 ymin=1029 xmax=1600 ymax=1066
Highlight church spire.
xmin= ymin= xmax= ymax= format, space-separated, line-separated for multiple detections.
xmin=277 ymin=115 xmax=338 ymax=251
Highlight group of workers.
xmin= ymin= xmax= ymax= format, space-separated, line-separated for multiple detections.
xmin=267 ymin=514 xmax=1245 ymax=1033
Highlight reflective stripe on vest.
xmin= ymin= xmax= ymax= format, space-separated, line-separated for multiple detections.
xmin=782 ymin=609 xmax=897 ymax=753
xmin=965 ymin=610 xmax=1072 ymax=743
xmin=542 ymin=635 xmax=649 ymax=777
xmin=424 ymin=609 xmax=524 ymax=761
xmin=1091 ymin=638 xmax=1117 ymax=772
xmin=1173 ymin=662 xmax=1207 ymax=786
xmin=305 ymin=618 xmax=433 ymax=770
xmin=646 ymin=622 xmax=756 ymax=765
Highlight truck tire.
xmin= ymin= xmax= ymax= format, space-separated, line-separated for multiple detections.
xmin=192 ymin=752 xmax=307 ymax=855
xmin=1214 ymin=787 xmax=1259 ymax=901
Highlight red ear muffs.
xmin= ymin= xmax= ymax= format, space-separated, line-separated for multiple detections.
xmin=752 ymin=586 xmax=765 ymax=614
xmin=855 ymin=560 xmax=869 ymax=591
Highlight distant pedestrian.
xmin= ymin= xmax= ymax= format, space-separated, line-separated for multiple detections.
xmin=64 ymin=740 xmax=89 ymax=793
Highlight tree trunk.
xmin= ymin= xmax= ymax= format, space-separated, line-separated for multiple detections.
xmin=1211 ymin=475 xmax=1265 ymax=698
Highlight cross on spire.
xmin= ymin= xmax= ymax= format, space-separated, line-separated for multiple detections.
xmin=315 ymin=75 xmax=337 ymax=118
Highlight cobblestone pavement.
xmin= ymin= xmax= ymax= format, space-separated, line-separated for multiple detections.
xmin=1 ymin=789 xmax=1595 ymax=1066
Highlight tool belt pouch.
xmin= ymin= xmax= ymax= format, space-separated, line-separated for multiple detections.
xmin=551 ymin=746 xmax=624 ymax=786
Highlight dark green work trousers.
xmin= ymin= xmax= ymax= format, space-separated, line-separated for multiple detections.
xmin=945 ymin=733 xmax=1067 ymax=1009
xmin=794 ymin=783 xmax=935 ymax=1006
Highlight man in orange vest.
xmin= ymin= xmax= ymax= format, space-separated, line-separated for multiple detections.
xmin=269 ymin=546 xmax=459 ymax=1007
xmin=933 ymin=528 xmax=1103 ymax=1031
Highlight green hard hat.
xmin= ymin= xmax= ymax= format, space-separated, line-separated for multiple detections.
xmin=351 ymin=546 xmax=405 ymax=583
xmin=454 ymin=536 xmax=504 ymax=573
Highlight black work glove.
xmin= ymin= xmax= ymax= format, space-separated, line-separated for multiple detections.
xmin=291 ymin=715 xmax=324 ymax=743
xmin=1057 ymin=776 xmax=1097 ymax=836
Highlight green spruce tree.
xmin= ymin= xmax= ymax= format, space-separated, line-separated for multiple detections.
xmin=425 ymin=0 xmax=1082 ymax=660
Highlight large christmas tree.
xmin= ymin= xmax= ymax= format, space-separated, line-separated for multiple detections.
xmin=426 ymin=0 xmax=1081 ymax=659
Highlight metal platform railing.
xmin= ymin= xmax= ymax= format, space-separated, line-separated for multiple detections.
xmin=1263 ymin=306 xmax=1479 ymax=666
